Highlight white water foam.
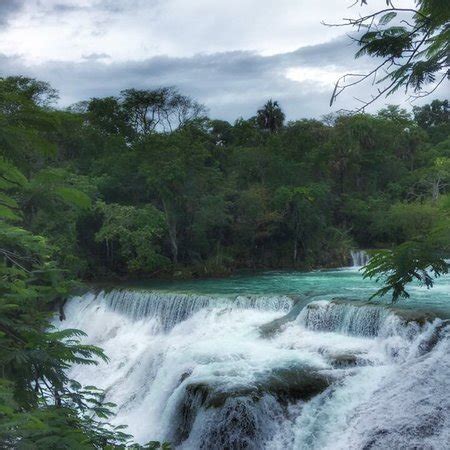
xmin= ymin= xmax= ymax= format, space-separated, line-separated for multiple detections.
xmin=56 ymin=291 xmax=450 ymax=449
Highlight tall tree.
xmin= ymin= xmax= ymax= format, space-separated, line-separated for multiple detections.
xmin=120 ymin=87 xmax=205 ymax=134
xmin=0 ymin=75 xmax=58 ymax=107
xmin=256 ymin=100 xmax=285 ymax=133
xmin=414 ymin=99 xmax=449 ymax=129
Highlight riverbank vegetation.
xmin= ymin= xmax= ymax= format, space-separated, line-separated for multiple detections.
xmin=3 ymin=77 xmax=449 ymax=280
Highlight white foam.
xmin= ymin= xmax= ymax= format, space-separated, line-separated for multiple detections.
xmin=55 ymin=290 xmax=450 ymax=448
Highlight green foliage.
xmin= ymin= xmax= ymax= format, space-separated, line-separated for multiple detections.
xmin=256 ymin=100 xmax=285 ymax=133
xmin=331 ymin=2 xmax=450 ymax=299
xmin=95 ymin=202 xmax=169 ymax=273
xmin=274 ymin=184 xmax=329 ymax=263
xmin=86 ymin=96 xmax=134 ymax=138
xmin=332 ymin=1 xmax=449 ymax=110
xmin=0 ymin=379 xmax=160 ymax=449
xmin=0 ymin=75 xmax=58 ymax=107
xmin=364 ymin=195 xmax=450 ymax=300
xmin=0 ymin=157 xmax=28 ymax=190
xmin=0 ymin=84 xmax=164 ymax=446
xmin=1 ymin=74 xmax=449 ymax=281
xmin=414 ymin=99 xmax=449 ymax=129
xmin=374 ymin=201 xmax=440 ymax=243
xmin=363 ymin=239 xmax=449 ymax=301
xmin=0 ymin=77 xmax=59 ymax=171
xmin=414 ymin=100 xmax=450 ymax=144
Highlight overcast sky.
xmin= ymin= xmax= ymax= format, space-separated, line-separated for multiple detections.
xmin=0 ymin=0 xmax=438 ymax=121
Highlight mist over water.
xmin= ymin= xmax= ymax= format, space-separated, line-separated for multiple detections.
xmin=56 ymin=269 xmax=450 ymax=449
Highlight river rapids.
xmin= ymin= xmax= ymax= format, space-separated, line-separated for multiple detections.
xmin=56 ymin=269 xmax=450 ymax=449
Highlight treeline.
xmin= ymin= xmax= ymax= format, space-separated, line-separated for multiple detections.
xmin=3 ymin=77 xmax=450 ymax=279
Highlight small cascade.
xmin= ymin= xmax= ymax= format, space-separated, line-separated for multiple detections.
xmin=297 ymin=300 xmax=399 ymax=337
xmin=96 ymin=289 xmax=294 ymax=331
xmin=350 ymin=250 xmax=370 ymax=267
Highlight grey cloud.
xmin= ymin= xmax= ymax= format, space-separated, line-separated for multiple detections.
xmin=95 ymin=0 xmax=131 ymax=13
xmin=97 ymin=0 xmax=161 ymax=13
xmin=82 ymin=52 xmax=111 ymax=61
xmin=44 ymin=0 xmax=142 ymax=15
xmin=284 ymin=37 xmax=360 ymax=66
xmin=49 ymin=0 xmax=151 ymax=15
xmin=50 ymin=3 xmax=86 ymax=13
xmin=0 ymin=0 xmax=24 ymax=26
xmin=0 ymin=36 xmax=440 ymax=121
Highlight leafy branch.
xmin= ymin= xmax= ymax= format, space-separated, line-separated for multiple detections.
xmin=326 ymin=0 xmax=449 ymax=112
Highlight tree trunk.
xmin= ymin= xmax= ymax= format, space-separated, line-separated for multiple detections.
xmin=432 ymin=178 xmax=440 ymax=202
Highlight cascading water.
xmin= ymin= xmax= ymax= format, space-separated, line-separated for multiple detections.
xmin=350 ymin=250 xmax=370 ymax=267
xmin=55 ymin=273 xmax=450 ymax=449
xmin=99 ymin=290 xmax=293 ymax=331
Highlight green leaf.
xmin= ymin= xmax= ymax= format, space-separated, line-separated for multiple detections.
xmin=0 ymin=204 xmax=21 ymax=221
xmin=0 ymin=157 xmax=28 ymax=189
xmin=378 ymin=12 xmax=397 ymax=25
xmin=54 ymin=187 xmax=91 ymax=209
xmin=0 ymin=192 xmax=19 ymax=208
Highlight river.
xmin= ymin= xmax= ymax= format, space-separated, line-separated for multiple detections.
xmin=55 ymin=266 xmax=450 ymax=449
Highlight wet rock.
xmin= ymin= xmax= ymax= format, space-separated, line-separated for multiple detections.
xmin=417 ymin=320 xmax=449 ymax=354
xmin=171 ymin=362 xmax=332 ymax=446
xmin=259 ymin=367 xmax=331 ymax=402
xmin=196 ymin=395 xmax=284 ymax=450
xmin=171 ymin=383 xmax=211 ymax=444
xmin=179 ymin=369 xmax=193 ymax=384
xmin=259 ymin=295 xmax=307 ymax=337
xmin=328 ymin=353 xmax=359 ymax=367
xmin=180 ymin=366 xmax=331 ymax=410
xmin=392 ymin=308 xmax=437 ymax=326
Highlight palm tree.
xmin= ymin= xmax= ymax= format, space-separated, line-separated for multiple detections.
xmin=256 ymin=99 xmax=285 ymax=133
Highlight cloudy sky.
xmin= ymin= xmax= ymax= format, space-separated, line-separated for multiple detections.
xmin=0 ymin=0 xmax=436 ymax=120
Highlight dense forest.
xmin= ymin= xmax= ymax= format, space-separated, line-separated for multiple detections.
xmin=3 ymin=77 xmax=450 ymax=278
xmin=1 ymin=74 xmax=449 ymax=446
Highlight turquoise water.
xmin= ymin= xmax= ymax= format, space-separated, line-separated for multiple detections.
xmin=105 ymin=268 xmax=450 ymax=318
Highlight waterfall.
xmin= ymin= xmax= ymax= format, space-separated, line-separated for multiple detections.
xmin=56 ymin=288 xmax=450 ymax=449
xmin=93 ymin=289 xmax=293 ymax=331
xmin=350 ymin=250 xmax=370 ymax=267
xmin=296 ymin=300 xmax=414 ymax=338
